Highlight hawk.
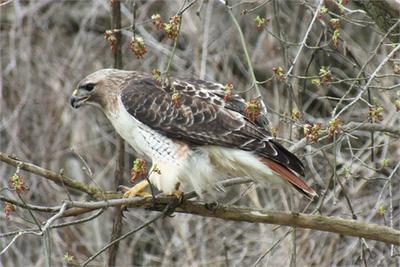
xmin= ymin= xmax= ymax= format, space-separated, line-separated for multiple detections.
xmin=70 ymin=69 xmax=317 ymax=199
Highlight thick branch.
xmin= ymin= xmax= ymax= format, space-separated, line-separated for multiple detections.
xmin=178 ymin=202 xmax=400 ymax=246
xmin=61 ymin=196 xmax=400 ymax=246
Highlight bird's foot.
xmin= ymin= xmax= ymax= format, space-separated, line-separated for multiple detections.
xmin=170 ymin=182 xmax=184 ymax=203
xmin=205 ymin=201 xmax=219 ymax=213
xmin=118 ymin=180 xmax=151 ymax=198
xmin=161 ymin=182 xmax=185 ymax=217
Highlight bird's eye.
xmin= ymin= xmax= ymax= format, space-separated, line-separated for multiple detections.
xmin=79 ymin=83 xmax=95 ymax=92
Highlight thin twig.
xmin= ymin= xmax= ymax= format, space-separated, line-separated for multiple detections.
xmin=17 ymin=194 xmax=43 ymax=231
xmin=284 ymin=0 xmax=323 ymax=79
xmin=0 ymin=202 xmax=68 ymax=256
xmin=199 ymin=0 xmax=212 ymax=79
xmin=334 ymin=40 xmax=400 ymax=119
xmin=289 ymin=122 xmax=400 ymax=153
xmin=164 ymin=0 xmax=195 ymax=76
xmin=178 ymin=0 xmax=198 ymax=16
xmin=226 ymin=3 xmax=269 ymax=120
xmin=331 ymin=18 xmax=400 ymax=118
xmin=0 ymin=209 xmax=104 ymax=238
xmin=81 ymin=204 xmax=170 ymax=267
xmin=251 ymin=229 xmax=293 ymax=267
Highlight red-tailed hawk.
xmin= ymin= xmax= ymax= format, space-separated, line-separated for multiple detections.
xmin=70 ymin=69 xmax=317 ymax=199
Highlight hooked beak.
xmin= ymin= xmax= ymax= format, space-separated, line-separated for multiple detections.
xmin=70 ymin=89 xmax=90 ymax=109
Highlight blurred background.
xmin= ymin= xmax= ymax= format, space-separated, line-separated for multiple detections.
xmin=1 ymin=0 xmax=399 ymax=266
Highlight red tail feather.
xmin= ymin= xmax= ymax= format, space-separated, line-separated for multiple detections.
xmin=260 ymin=158 xmax=317 ymax=199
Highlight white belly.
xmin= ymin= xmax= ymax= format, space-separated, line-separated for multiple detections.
xmin=105 ymin=97 xmax=186 ymax=192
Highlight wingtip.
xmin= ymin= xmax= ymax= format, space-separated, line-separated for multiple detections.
xmin=260 ymin=158 xmax=318 ymax=200
xmin=302 ymin=188 xmax=319 ymax=201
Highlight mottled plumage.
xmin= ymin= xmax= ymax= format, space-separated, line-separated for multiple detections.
xmin=70 ymin=69 xmax=317 ymax=198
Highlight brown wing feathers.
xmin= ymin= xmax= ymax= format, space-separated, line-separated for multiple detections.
xmin=121 ymin=75 xmax=317 ymax=198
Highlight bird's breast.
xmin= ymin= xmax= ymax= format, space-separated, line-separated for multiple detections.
xmin=105 ymin=97 xmax=182 ymax=162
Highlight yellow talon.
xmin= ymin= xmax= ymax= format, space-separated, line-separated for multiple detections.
xmin=120 ymin=180 xmax=151 ymax=198
xmin=170 ymin=182 xmax=184 ymax=202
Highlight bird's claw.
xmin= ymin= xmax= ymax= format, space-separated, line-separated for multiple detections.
xmin=172 ymin=189 xmax=184 ymax=204
xmin=162 ymin=182 xmax=185 ymax=217
xmin=173 ymin=182 xmax=184 ymax=202
xmin=205 ymin=201 xmax=219 ymax=212
xmin=164 ymin=197 xmax=181 ymax=218
xmin=118 ymin=180 xmax=151 ymax=198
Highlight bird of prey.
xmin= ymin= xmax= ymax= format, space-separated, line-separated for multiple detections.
xmin=70 ymin=69 xmax=317 ymax=199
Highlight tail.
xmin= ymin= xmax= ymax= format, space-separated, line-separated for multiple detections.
xmin=260 ymin=158 xmax=318 ymax=199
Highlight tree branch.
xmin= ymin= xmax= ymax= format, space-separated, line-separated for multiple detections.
xmin=50 ymin=196 xmax=400 ymax=246
xmin=290 ymin=122 xmax=400 ymax=153
xmin=0 ymin=152 xmax=105 ymax=198
xmin=284 ymin=0 xmax=323 ymax=79
xmin=345 ymin=122 xmax=400 ymax=136
xmin=226 ymin=3 xmax=269 ymax=118
xmin=334 ymin=42 xmax=400 ymax=118
xmin=1 ymin=194 xmax=399 ymax=249
xmin=109 ymin=0 xmax=125 ymax=265
xmin=1 ymin=153 xmax=398 ymax=246
xmin=0 ymin=195 xmax=60 ymax=213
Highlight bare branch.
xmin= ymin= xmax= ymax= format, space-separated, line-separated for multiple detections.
xmin=0 ymin=209 xmax=104 ymax=238
xmin=0 ymin=203 xmax=68 ymax=256
xmin=334 ymin=42 xmax=400 ymax=118
xmin=284 ymin=0 xmax=324 ymax=79
xmin=345 ymin=122 xmax=400 ymax=136
xmin=290 ymin=122 xmax=400 ymax=153
xmin=226 ymin=3 xmax=269 ymax=119
xmin=51 ymin=196 xmax=400 ymax=246
xmin=108 ymin=0 xmax=125 ymax=265
xmin=0 ymin=195 xmax=60 ymax=213
xmin=82 ymin=204 xmax=169 ymax=267
xmin=0 ymin=152 xmax=105 ymax=198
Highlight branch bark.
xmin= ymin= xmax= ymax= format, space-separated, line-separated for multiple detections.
xmin=177 ymin=201 xmax=400 ymax=246
xmin=0 ymin=152 xmax=104 ymax=198
xmin=108 ymin=1 xmax=125 ymax=265
xmin=1 ymin=153 xmax=399 ymax=246
xmin=62 ymin=196 xmax=400 ymax=246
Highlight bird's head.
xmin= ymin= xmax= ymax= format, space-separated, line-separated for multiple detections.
xmin=70 ymin=69 xmax=133 ymax=110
